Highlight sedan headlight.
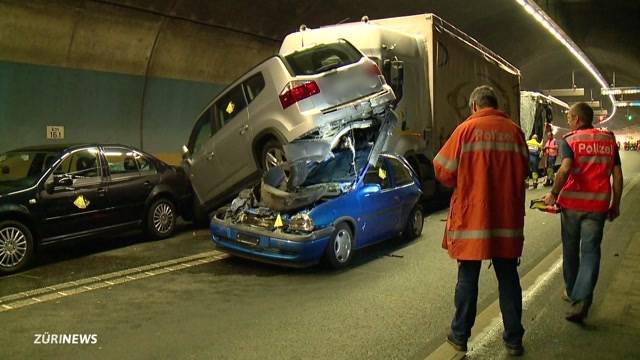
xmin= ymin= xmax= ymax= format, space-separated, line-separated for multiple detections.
xmin=288 ymin=213 xmax=315 ymax=233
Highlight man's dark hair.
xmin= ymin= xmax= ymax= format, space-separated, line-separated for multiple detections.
xmin=572 ymin=102 xmax=594 ymax=125
xmin=469 ymin=85 xmax=498 ymax=109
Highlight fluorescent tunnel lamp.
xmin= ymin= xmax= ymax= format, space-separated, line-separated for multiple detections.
xmin=514 ymin=0 xmax=617 ymax=122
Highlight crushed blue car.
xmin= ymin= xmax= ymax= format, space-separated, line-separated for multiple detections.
xmin=210 ymin=113 xmax=423 ymax=268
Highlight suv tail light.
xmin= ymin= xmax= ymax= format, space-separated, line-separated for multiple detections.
xmin=366 ymin=62 xmax=382 ymax=77
xmin=279 ymin=81 xmax=320 ymax=109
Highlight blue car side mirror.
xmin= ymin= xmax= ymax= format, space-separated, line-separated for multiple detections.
xmin=362 ymin=183 xmax=381 ymax=193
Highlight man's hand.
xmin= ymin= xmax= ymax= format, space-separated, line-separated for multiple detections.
xmin=608 ymin=204 xmax=620 ymax=222
xmin=543 ymin=192 xmax=556 ymax=205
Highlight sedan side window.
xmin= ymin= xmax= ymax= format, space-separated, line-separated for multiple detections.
xmin=51 ymin=148 xmax=101 ymax=187
xmin=214 ymin=85 xmax=247 ymax=125
xmin=387 ymin=157 xmax=414 ymax=187
xmin=244 ymin=73 xmax=265 ymax=103
xmin=104 ymin=147 xmax=140 ymax=179
xmin=135 ymin=154 xmax=157 ymax=174
xmin=363 ymin=159 xmax=391 ymax=190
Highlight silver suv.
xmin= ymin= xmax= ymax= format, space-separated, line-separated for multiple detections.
xmin=183 ymin=39 xmax=395 ymax=211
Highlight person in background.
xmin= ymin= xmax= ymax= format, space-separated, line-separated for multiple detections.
xmin=526 ymin=134 xmax=543 ymax=188
xmin=543 ymin=102 xmax=623 ymax=323
xmin=434 ymin=85 xmax=528 ymax=356
xmin=543 ymin=131 xmax=558 ymax=186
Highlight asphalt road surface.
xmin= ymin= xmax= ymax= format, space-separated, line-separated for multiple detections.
xmin=2 ymin=152 xmax=639 ymax=360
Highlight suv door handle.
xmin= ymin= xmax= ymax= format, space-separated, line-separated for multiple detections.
xmin=239 ymin=124 xmax=249 ymax=135
xmin=207 ymin=152 xmax=215 ymax=160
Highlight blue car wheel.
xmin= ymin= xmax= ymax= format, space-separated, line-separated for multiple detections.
xmin=403 ymin=205 xmax=424 ymax=240
xmin=323 ymin=222 xmax=354 ymax=269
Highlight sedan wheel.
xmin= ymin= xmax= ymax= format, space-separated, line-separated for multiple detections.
xmin=323 ymin=223 xmax=354 ymax=269
xmin=146 ymin=198 xmax=176 ymax=239
xmin=0 ymin=220 xmax=34 ymax=274
xmin=403 ymin=205 xmax=424 ymax=240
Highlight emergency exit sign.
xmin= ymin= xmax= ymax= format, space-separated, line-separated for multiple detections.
xmin=46 ymin=126 xmax=65 ymax=140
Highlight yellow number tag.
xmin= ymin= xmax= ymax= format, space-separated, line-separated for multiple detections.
xmin=378 ymin=168 xmax=387 ymax=180
xmin=225 ymin=101 xmax=235 ymax=114
xmin=274 ymin=214 xmax=283 ymax=228
xmin=73 ymin=195 xmax=90 ymax=209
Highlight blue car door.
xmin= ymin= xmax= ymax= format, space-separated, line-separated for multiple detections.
xmin=357 ymin=157 xmax=402 ymax=245
xmin=386 ymin=157 xmax=420 ymax=230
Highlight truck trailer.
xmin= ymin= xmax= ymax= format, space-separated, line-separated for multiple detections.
xmin=280 ymin=14 xmax=521 ymax=198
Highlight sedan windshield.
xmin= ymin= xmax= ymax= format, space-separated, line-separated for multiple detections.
xmin=303 ymin=148 xmax=370 ymax=186
xmin=0 ymin=150 xmax=60 ymax=189
xmin=284 ymin=40 xmax=363 ymax=76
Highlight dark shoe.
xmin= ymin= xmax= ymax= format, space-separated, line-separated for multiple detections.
xmin=504 ymin=342 xmax=524 ymax=356
xmin=446 ymin=333 xmax=467 ymax=352
xmin=565 ymin=301 xmax=590 ymax=323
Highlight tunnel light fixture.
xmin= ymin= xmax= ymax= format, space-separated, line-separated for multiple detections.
xmin=601 ymin=87 xmax=640 ymax=96
xmin=615 ymin=101 xmax=640 ymax=108
xmin=514 ymin=0 xmax=617 ymax=122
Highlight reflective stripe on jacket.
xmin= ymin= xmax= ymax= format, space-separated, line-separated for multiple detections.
xmin=557 ymin=128 xmax=616 ymax=212
xmin=433 ymin=108 xmax=529 ymax=260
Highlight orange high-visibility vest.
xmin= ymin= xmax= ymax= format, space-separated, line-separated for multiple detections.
xmin=557 ymin=128 xmax=617 ymax=213
xmin=433 ymin=108 xmax=529 ymax=260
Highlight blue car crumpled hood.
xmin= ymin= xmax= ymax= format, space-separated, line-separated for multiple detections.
xmin=219 ymin=109 xmax=398 ymax=231
xmin=283 ymin=109 xmax=398 ymax=188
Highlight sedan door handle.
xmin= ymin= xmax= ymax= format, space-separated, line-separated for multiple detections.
xmin=97 ymin=188 xmax=107 ymax=196
xmin=239 ymin=124 xmax=249 ymax=135
xmin=207 ymin=152 xmax=215 ymax=160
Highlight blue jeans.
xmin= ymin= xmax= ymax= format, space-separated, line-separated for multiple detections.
xmin=529 ymin=153 xmax=539 ymax=178
xmin=561 ymin=209 xmax=607 ymax=304
xmin=450 ymin=258 xmax=525 ymax=346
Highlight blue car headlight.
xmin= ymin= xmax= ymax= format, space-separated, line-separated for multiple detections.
xmin=288 ymin=213 xmax=315 ymax=233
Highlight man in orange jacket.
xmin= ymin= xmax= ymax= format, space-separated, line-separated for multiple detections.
xmin=434 ymin=86 xmax=529 ymax=356
xmin=543 ymin=103 xmax=623 ymax=323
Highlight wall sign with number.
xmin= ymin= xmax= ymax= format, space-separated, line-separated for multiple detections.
xmin=47 ymin=126 xmax=65 ymax=139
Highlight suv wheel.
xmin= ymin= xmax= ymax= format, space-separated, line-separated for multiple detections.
xmin=146 ymin=198 xmax=177 ymax=239
xmin=261 ymin=140 xmax=286 ymax=171
xmin=0 ymin=220 xmax=34 ymax=274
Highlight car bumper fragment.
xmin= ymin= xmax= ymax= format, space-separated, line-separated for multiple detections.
xmin=210 ymin=217 xmax=334 ymax=266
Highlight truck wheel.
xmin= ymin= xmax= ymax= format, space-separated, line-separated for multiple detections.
xmin=146 ymin=198 xmax=177 ymax=239
xmin=261 ymin=140 xmax=286 ymax=171
xmin=0 ymin=220 xmax=34 ymax=274
xmin=403 ymin=205 xmax=424 ymax=240
xmin=323 ymin=222 xmax=354 ymax=269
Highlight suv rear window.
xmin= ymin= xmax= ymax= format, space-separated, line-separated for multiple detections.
xmin=284 ymin=40 xmax=363 ymax=76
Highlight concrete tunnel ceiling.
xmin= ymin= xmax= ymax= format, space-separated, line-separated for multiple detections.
xmin=100 ymin=0 xmax=640 ymax=129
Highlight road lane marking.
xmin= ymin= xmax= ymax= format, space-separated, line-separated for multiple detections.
xmin=425 ymin=173 xmax=640 ymax=359
xmin=0 ymin=250 xmax=228 ymax=313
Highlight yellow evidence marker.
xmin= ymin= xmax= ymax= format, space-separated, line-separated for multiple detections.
xmin=274 ymin=213 xmax=283 ymax=228
xmin=73 ymin=195 xmax=90 ymax=209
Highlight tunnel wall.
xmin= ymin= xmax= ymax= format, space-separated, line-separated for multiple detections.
xmin=0 ymin=0 xmax=279 ymax=164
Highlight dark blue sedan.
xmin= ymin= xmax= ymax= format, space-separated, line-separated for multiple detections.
xmin=210 ymin=148 xmax=423 ymax=269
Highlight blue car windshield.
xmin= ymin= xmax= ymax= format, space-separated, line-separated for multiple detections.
xmin=303 ymin=148 xmax=370 ymax=186
xmin=0 ymin=150 xmax=60 ymax=189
